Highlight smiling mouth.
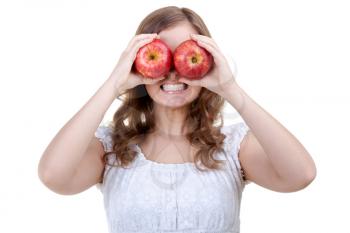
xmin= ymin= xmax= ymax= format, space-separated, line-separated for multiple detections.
xmin=160 ymin=83 xmax=189 ymax=93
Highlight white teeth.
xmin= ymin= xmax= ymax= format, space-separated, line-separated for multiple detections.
xmin=161 ymin=83 xmax=186 ymax=91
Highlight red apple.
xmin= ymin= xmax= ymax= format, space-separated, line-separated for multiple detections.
xmin=173 ymin=39 xmax=213 ymax=79
xmin=134 ymin=39 xmax=172 ymax=78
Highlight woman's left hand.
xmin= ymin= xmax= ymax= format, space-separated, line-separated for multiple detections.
xmin=178 ymin=34 xmax=237 ymax=97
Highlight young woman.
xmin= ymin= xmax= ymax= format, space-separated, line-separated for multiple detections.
xmin=38 ymin=6 xmax=317 ymax=233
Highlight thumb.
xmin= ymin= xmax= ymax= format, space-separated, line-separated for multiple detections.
xmin=178 ymin=78 xmax=201 ymax=87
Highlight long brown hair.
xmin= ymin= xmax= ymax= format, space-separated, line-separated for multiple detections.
xmin=101 ymin=6 xmax=227 ymax=175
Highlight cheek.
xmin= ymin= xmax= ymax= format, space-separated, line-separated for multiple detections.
xmin=189 ymin=86 xmax=202 ymax=99
xmin=145 ymin=84 xmax=160 ymax=98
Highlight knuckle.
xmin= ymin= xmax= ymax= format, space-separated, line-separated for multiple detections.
xmin=136 ymin=33 xmax=152 ymax=39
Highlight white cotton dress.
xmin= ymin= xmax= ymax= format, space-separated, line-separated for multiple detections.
xmin=94 ymin=121 xmax=250 ymax=233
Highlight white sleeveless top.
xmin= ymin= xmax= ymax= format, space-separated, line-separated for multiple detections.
xmin=94 ymin=122 xmax=250 ymax=233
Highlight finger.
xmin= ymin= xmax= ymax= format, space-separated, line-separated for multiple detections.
xmin=194 ymin=39 xmax=225 ymax=65
xmin=126 ymin=33 xmax=158 ymax=51
xmin=126 ymin=35 xmax=156 ymax=53
xmin=178 ymin=78 xmax=202 ymax=87
xmin=142 ymin=76 xmax=166 ymax=85
xmin=190 ymin=34 xmax=218 ymax=48
xmin=120 ymin=37 xmax=157 ymax=72
xmin=191 ymin=34 xmax=219 ymax=52
xmin=127 ymin=72 xmax=158 ymax=90
xmin=191 ymin=34 xmax=223 ymax=58
xmin=128 ymin=37 xmax=157 ymax=61
xmin=129 ymin=33 xmax=158 ymax=45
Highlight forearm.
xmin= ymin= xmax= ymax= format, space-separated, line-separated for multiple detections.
xmin=223 ymin=81 xmax=316 ymax=182
xmin=38 ymin=76 xmax=119 ymax=184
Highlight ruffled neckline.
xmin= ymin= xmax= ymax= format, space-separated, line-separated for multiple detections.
xmin=133 ymin=144 xmax=197 ymax=169
xmin=129 ymin=124 xmax=237 ymax=171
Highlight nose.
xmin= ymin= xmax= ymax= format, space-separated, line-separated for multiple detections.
xmin=164 ymin=69 xmax=179 ymax=80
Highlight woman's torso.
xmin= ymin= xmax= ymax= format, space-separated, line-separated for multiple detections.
xmin=95 ymin=122 xmax=250 ymax=233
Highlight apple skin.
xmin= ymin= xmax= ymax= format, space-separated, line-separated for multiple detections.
xmin=173 ymin=39 xmax=213 ymax=79
xmin=134 ymin=39 xmax=173 ymax=78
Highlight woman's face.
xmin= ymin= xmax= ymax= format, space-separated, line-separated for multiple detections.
xmin=144 ymin=22 xmax=202 ymax=109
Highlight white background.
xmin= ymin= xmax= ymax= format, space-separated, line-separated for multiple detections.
xmin=1 ymin=0 xmax=349 ymax=232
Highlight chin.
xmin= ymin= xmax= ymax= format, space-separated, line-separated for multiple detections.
xmin=145 ymin=81 xmax=201 ymax=109
xmin=157 ymin=99 xmax=191 ymax=109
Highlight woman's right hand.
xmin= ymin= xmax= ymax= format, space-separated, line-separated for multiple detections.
xmin=109 ymin=33 xmax=166 ymax=97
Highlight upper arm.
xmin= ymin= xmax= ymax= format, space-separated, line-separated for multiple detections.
xmin=239 ymin=131 xmax=293 ymax=192
xmin=63 ymin=136 xmax=106 ymax=195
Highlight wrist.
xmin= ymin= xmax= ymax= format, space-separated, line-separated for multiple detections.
xmin=107 ymin=75 xmax=123 ymax=99
xmin=222 ymin=81 xmax=246 ymax=113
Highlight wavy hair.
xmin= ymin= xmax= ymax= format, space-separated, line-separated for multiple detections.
xmin=101 ymin=6 xmax=228 ymax=175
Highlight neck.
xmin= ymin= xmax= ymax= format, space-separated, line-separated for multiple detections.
xmin=153 ymin=103 xmax=189 ymax=137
